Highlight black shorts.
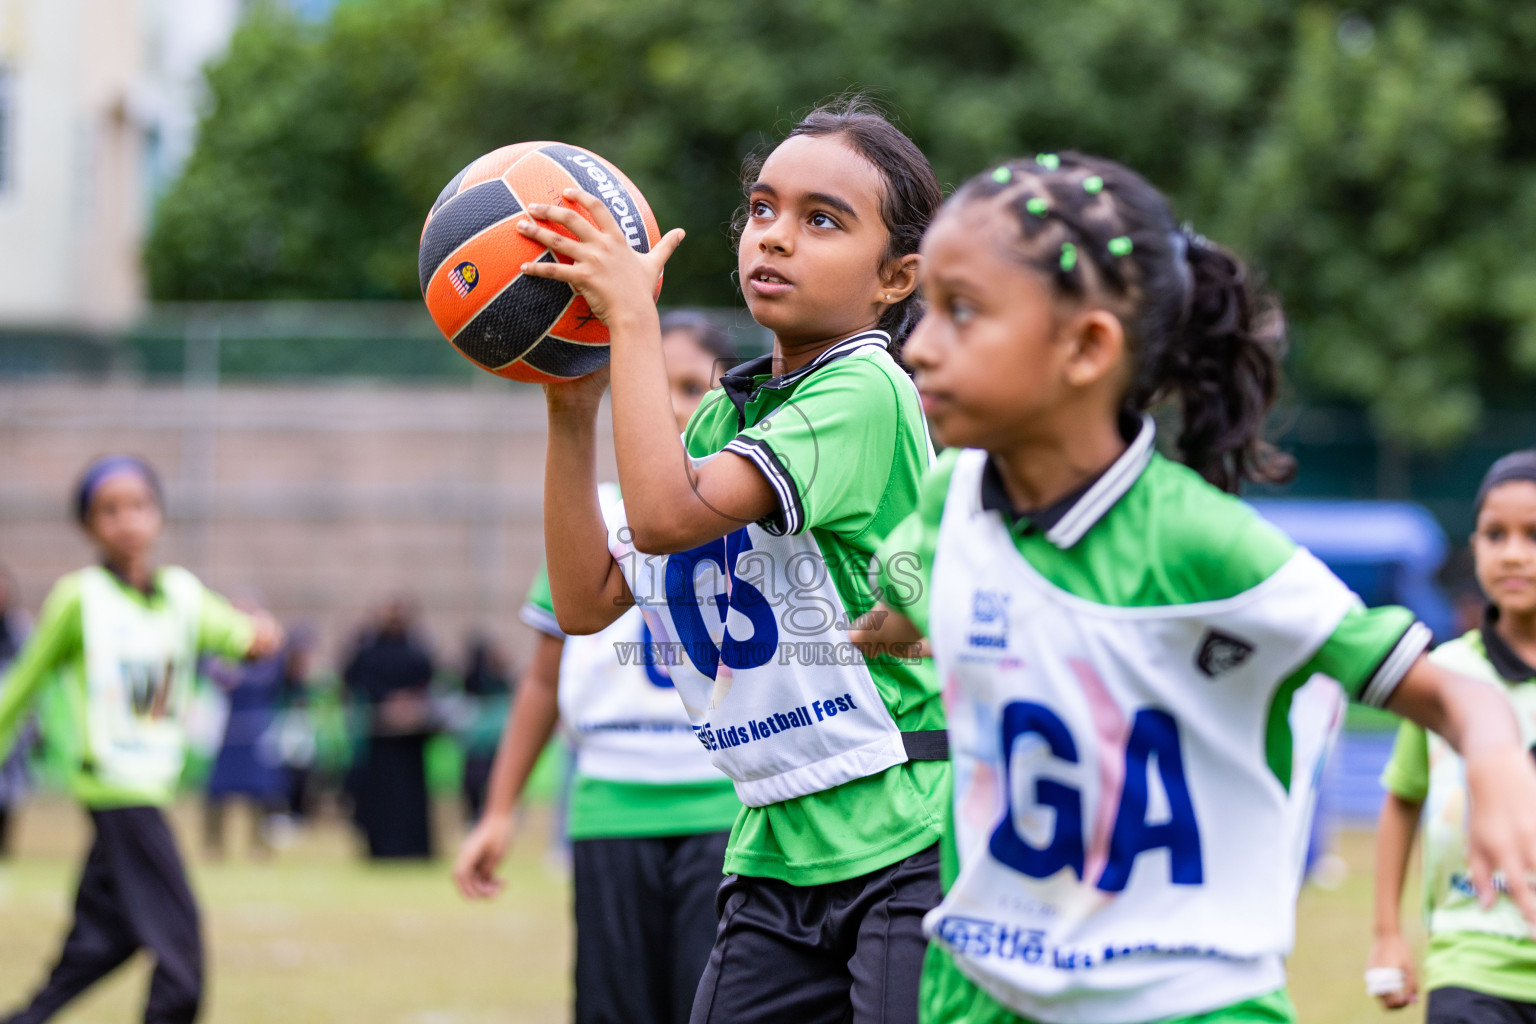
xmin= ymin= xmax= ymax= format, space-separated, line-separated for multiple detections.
xmin=689 ymin=843 xmax=942 ymax=1024
xmin=1428 ymin=986 xmax=1536 ymax=1024
xmin=571 ymin=830 xmax=731 ymax=1024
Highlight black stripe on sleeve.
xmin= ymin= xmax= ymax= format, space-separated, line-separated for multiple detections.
xmin=724 ymin=437 xmax=804 ymax=536
xmin=1358 ymin=621 xmax=1434 ymax=708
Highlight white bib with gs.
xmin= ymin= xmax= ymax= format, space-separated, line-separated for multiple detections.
xmin=605 ymin=479 xmax=907 ymax=807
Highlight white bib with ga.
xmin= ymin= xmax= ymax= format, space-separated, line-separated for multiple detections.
xmin=80 ymin=565 xmax=203 ymax=796
xmin=605 ymin=489 xmax=907 ymax=808
xmin=926 ymin=450 xmax=1355 ymax=1023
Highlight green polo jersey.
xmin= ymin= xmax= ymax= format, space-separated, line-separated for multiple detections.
xmin=522 ymin=566 xmax=739 ymax=841
xmin=876 ymin=439 xmax=1427 ymax=1024
xmin=0 ymin=566 xmax=256 ymax=808
xmin=682 ymin=331 xmax=947 ymax=885
xmin=1380 ymin=626 xmax=1536 ymax=1003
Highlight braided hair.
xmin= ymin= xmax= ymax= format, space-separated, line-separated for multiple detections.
xmin=952 ymin=153 xmax=1294 ymax=493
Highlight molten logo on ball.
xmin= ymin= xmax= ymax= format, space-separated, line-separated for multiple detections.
xmin=449 ymin=261 xmax=479 ymax=297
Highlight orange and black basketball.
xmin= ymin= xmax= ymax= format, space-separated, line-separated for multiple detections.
xmin=418 ymin=142 xmax=662 ymax=382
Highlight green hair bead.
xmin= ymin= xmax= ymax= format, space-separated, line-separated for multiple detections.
xmin=1107 ymin=236 xmax=1133 ymax=256
xmin=1059 ymin=242 xmax=1078 ymax=272
xmin=991 ymin=166 xmax=1012 ymax=183
xmin=1036 ymin=153 xmax=1060 ymax=170
xmin=1025 ymin=197 xmax=1049 ymax=216
xmin=1083 ymin=175 xmax=1104 ymax=194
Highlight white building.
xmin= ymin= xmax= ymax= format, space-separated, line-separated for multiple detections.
xmin=0 ymin=0 xmax=244 ymax=331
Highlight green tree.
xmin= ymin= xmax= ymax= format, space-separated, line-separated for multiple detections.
xmin=145 ymin=0 xmax=1536 ymax=447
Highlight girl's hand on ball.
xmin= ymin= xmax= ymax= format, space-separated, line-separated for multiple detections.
xmin=542 ymin=364 xmax=610 ymax=416
xmin=518 ymin=188 xmax=685 ymax=329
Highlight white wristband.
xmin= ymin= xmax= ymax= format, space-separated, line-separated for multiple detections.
xmin=1364 ymin=967 xmax=1406 ymax=997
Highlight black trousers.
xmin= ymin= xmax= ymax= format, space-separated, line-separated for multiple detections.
xmin=351 ymin=734 xmax=433 ymax=859
xmin=1429 ymin=987 xmax=1536 ymax=1024
xmin=2 ymin=807 xmax=203 ymax=1024
xmin=689 ymin=843 xmax=941 ymax=1024
xmin=572 ymin=831 xmax=732 ymax=1024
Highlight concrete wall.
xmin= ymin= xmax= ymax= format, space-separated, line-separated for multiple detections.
xmin=0 ymin=0 xmax=242 ymax=330
xmin=0 ymin=379 xmax=614 ymax=673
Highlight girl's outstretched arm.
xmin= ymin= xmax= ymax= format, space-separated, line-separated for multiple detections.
xmin=453 ymin=631 xmax=563 ymax=900
xmin=1385 ymin=656 xmax=1536 ymax=929
xmin=543 ymin=367 xmax=632 ymax=635
xmin=519 ymin=192 xmax=778 ymax=554
xmin=1367 ymin=793 xmax=1423 ymax=1009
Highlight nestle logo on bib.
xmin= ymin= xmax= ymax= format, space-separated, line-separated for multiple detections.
xmin=967 ymin=589 xmax=1009 ymax=649
xmin=1195 ymin=630 xmax=1255 ymax=677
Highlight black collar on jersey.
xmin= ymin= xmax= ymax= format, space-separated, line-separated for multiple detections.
xmin=979 ymin=411 xmax=1156 ymax=550
xmin=1483 ymin=605 xmax=1536 ymax=682
xmin=102 ymin=561 xmax=161 ymax=599
xmin=718 ymin=331 xmax=891 ymax=432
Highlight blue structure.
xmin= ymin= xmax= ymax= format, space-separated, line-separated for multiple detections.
xmin=1249 ymin=499 xmax=1455 ymax=840
xmin=1248 ymin=499 xmax=1455 ymax=642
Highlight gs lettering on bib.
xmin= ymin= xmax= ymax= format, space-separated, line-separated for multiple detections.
xmin=80 ymin=566 xmax=203 ymax=795
xmin=604 ymin=487 xmax=906 ymax=807
xmin=925 ymin=449 xmax=1355 ymax=1020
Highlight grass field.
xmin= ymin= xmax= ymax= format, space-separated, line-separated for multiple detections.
xmin=0 ymin=798 xmax=1425 ymax=1024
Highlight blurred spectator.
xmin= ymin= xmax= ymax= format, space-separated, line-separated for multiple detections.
xmin=459 ymin=632 xmax=513 ymax=824
xmin=344 ymin=597 xmax=436 ymax=860
xmin=272 ymin=624 xmax=320 ymax=825
xmin=0 ymin=566 xmax=35 ymax=856
xmin=203 ymin=595 xmax=310 ymax=859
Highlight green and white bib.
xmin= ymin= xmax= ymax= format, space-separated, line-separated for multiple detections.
xmin=80 ymin=565 xmax=203 ymax=797
xmin=610 ymin=334 xmax=936 ymax=808
xmin=877 ymin=424 xmax=1429 ymax=1024
xmin=621 ymin=330 xmax=947 ymax=884
xmin=1420 ymin=636 xmax=1536 ymax=941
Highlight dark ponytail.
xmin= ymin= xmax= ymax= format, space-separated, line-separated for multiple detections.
xmin=734 ymin=96 xmax=941 ymax=364
xmin=952 ymin=153 xmax=1294 ymax=493
xmin=1151 ymin=235 xmax=1293 ymax=492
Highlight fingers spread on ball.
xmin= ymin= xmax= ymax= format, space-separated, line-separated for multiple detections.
xmin=527 ymin=200 xmax=602 ymax=242
xmin=515 ymin=217 xmax=581 ymax=258
xmin=562 ymin=187 xmax=623 ymax=237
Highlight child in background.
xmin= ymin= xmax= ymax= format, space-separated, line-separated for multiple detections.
xmin=852 ymin=153 xmax=1536 ymax=1024
xmin=454 ymin=313 xmax=742 ymax=1024
xmin=0 ymin=564 xmax=35 ymax=857
xmin=1370 ymin=450 xmax=1536 ymax=1022
xmin=522 ymin=99 xmax=948 ymax=1024
xmin=0 ymin=456 xmax=281 ymax=1024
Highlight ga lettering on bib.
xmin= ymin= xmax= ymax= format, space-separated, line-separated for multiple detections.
xmin=925 ymin=450 xmax=1355 ymax=1021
